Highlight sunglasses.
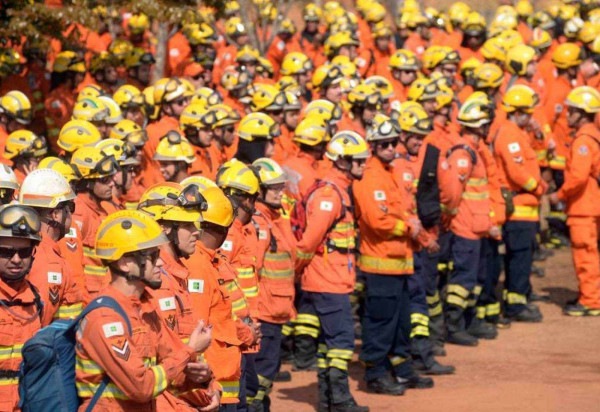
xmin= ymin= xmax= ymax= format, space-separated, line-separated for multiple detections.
xmin=129 ymin=248 xmax=160 ymax=265
xmin=0 ymin=246 xmax=34 ymax=259
xmin=352 ymin=158 xmax=367 ymax=165
xmin=378 ymin=139 xmax=399 ymax=149
xmin=96 ymin=175 xmax=115 ymax=185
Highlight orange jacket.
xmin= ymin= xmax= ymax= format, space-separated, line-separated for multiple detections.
xmin=479 ymin=140 xmax=506 ymax=229
xmin=296 ymin=168 xmax=357 ymax=294
xmin=272 ymin=125 xmax=299 ymax=164
xmin=353 ymin=156 xmax=414 ymax=275
xmin=29 ymin=234 xmax=83 ymax=325
xmin=75 ymin=284 xmax=197 ymax=411
xmin=253 ymin=202 xmax=296 ymax=324
xmin=557 ymin=123 xmax=600 ymax=217
xmin=404 ymin=33 xmax=428 ymax=58
xmin=0 ymin=128 xmax=10 ymax=166
xmin=188 ymin=144 xmax=218 ymax=180
xmin=58 ymin=224 xmax=88 ymax=303
xmin=44 ymin=84 xmax=76 ymax=153
xmin=446 ymin=137 xmax=493 ymax=240
xmin=186 ymin=243 xmax=243 ymax=404
xmin=143 ymin=115 xmax=182 ymax=186
xmin=148 ymin=250 xmax=217 ymax=409
xmin=282 ymin=151 xmax=322 ymax=202
xmin=213 ymin=44 xmax=237 ymax=89
xmin=294 ymin=30 xmax=327 ymax=70
xmin=72 ymin=193 xmax=112 ymax=296
xmin=544 ymin=75 xmax=575 ymax=170
xmin=166 ymin=31 xmax=192 ymax=77
xmin=492 ymin=120 xmax=544 ymax=222
xmin=0 ymin=277 xmax=42 ymax=410
xmin=219 ymin=219 xmax=259 ymax=318
xmin=337 ymin=113 xmax=366 ymax=139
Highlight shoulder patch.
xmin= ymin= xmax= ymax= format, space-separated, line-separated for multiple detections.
xmin=403 ymin=172 xmax=412 ymax=182
xmin=65 ymin=227 xmax=77 ymax=238
xmin=188 ymin=279 xmax=204 ymax=293
xmin=159 ymin=297 xmax=176 ymax=311
xmin=508 ymin=142 xmax=520 ymax=153
xmin=320 ymin=200 xmax=333 ymax=211
xmin=578 ymin=145 xmax=589 ymax=155
xmin=102 ymin=322 xmax=125 ymax=338
xmin=47 ymin=271 xmax=62 ymax=284
xmin=221 ymin=240 xmax=233 ymax=251
xmin=258 ymin=229 xmax=268 ymax=240
xmin=555 ymin=104 xmax=563 ymax=114
xmin=277 ymin=41 xmax=285 ymax=51
xmin=169 ymin=48 xmax=180 ymax=57
xmin=457 ymin=158 xmax=469 ymax=168
xmin=374 ymin=190 xmax=386 ymax=201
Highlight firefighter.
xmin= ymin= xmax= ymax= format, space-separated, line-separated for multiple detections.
xmin=3 ymin=130 xmax=48 ymax=183
xmin=153 ymin=131 xmax=196 ymax=184
xmin=235 ymin=112 xmax=280 ymax=164
xmin=0 ymin=90 xmax=32 ymax=164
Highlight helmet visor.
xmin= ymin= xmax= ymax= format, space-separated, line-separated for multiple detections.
xmin=0 ymin=206 xmax=41 ymax=237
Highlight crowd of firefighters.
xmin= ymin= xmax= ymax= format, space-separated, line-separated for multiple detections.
xmin=0 ymin=0 xmax=599 ymax=411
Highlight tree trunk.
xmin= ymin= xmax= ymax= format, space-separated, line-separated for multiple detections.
xmin=153 ymin=20 xmax=169 ymax=82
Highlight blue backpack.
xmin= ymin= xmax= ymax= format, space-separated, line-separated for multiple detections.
xmin=18 ymin=296 xmax=131 ymax=412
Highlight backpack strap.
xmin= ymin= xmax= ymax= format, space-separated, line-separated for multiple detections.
xmin=447 ymin=144 xmax=477 ymax=165
xmin=27 ymin=281 xmax=44 ymax=321
xmin=69 ymin=296 xmax=132 ymax=412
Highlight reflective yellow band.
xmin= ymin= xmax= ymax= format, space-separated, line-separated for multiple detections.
xmin=512 ymin=205 xmax=539 ymax=220
xmin=428 ymin=303 xmax=443 ymax=317
xmin=317 ymin=358 xmax=328 ymax=369
xmin=466 ymin=178 xmax=488 ymax=187
xmin=392 ymin=220 xmax=406 ymax=237
xmin=426 ymin=292 xmax=440 ymax=305
xmin=476 ymin=306 xmax=486 ymax=319
xmin=0 ymin=344 xmax=22 ymax=361
xmin=220 ymin=380 xmax=240 ymax=398
xmin=295 ymin=313 xmax=321 ymax=327
xmin=462 ymin=191 xmax=489 ymax=200
xmin=549 ymin=156 xmax=565 ymax=169
xmin=242 ymin=286 xmax=259 ymax=298
xmin=294 ymin=325 xmax=320 ymax=338
xmin=326 ymin=348 xmax=353 ymax=360
xmin=505 ymin=292 xmax=527 ymax=305
xmin=282 ymin=324 xmax=294 ymax=335
xmin=297 ymin=250 xmax=314 ymax=260
xmin=76 ymin=358 xmax=104 ymax=375
xmin=84 ymin=265 xmax=108 ymax=276
xmin=318 ymin=343 xmax=328 ymax=354
xmin=237 ymin=268 xmax=255 ymax=279
xmin=151 ymin=365 xmax=167 ymax=396
xmin=328 ymin=358 xmax=348 ymax=371
xmin=260 ymin=267 xmax=294 ymax=279
xmin=0 ymin=377 xmax=18 ymax=385
xmin=486 ymin=302 xmax=501 ymax=316
xmin=410 ymin=325 xmax=430 ymax=338
xmin=77 ymin=382 xmax=128 ymax=400
xmin=447 ymin=294 xmax=468 ymax=308
xmin=410 ymin=313 xmax=429 ymax=326
xmin=473 ymin=285 xmax=482 ymax=297
xmin=522 ymin=177 xmax=537 ymax=192
xmin=55 ymin=303 xmax=84 ymax=319
xmin=389 ymin=356 xmax=406 ymax=367
xmin=447 ymin=284 xmax=470 ymax=298
xmin=358 ymin=255 xmax=413 ymax=273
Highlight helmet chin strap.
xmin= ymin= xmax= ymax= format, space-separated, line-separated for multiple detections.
xmin=111 ymin=255 xmax=163 ymax=290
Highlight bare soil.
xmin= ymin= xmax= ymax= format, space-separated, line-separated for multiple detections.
xmin=270 ymin=248 xmax=600 ymax=412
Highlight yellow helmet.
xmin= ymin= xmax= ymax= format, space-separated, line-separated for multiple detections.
xmin=529 ymin=28 xmax=552 ymax=50
xmin=108 ymin=39 xmax=134 ymax=62
xmin=448 ymin=1 xmax=471 ymax=26
xmin=216 ymin=159 xmax=260 ymax=195
xmin=0 ymin=90 xmax=32 ymax=125
xmin=221 ymin=68 xmax=251 ymax=92
xmin=109 ymin=119 xmax=148 ymax=148
xmin=515 ymin=0 xmax=533 ymax=17
xmin=252 ymin=157 xmax=287 ymax=185
xmin=197 ymin=186 xmax=235 ymax=227
xmin=4 ymin=130 xmax=47 ymax=160
xmin=128 ymin=13 xmax=150 ymax=35
xmin=563 ymin=17 xmax=584 ymax=40
xmin=19 ymin=168 xmax=76 ymax=209
xmin=71 ymin=146 xmax=119 ymax=179
xmin=225 ymin=17 xmax=247 ymax=38
xmin=153 ymin=77 xmax=187 ymax=104
xmin=72 ymin=96 xmax=109 ymax=122
xmin=458 ymin=92 xmax=494 ymax=128
xmin=326 ymin=131 xmax=370 ymax=161
xmin=0 ymin=163 xmax=17 ymax=191
xmin=280 ymin=52 xmax=313 ymax=76
xmin=389 ymin=49 xmax=420 ymax=71
xmin=530 ymin=11 xmax=556 ymax=30
xmin=481 ymin=37 xmax=508 ymax=62
xmin=77 ymin=84 xmax=106 ymax=101
xmin=225 ymin=1 xmax=241 ymax=16
xmin=57 ymin=120 xmax=102 ymax=153
xmin=180 ymin=102 xmax=210 ymax=130
xmin=407 ymin=78 xmax=440 ymax=102
xmin=497 ymin=29 xmax=524 ymax=49
xmin=366 ymin=113 xmax=400 ymax=141
xmin=38 ymin=156 xmax=79 ymax=183
xmin=502 ymin=84 xmax=539 ymax=113
xmin=460 ymin=57 xmax=482 ymax=75
xmin=95 ymin=139 xmax=139 ymax=166
xmin=473 ymin=63 xmax=504 ymax=89
xmin=235 ymin=45 xmax=260 ymax=64
xmin=209 ymin=103 xmax=240 ymax=129
xmin=283 ymin=91 xmax=302 ymax=111
xmin=237 ymin=112 xmax=280 ymax=142
xmin=311 ymin=64 xmax=343 ymax=92
xmin=303 ymin=3 xmax=322 ymax=21
xmin=552 ymin=42 xmax=583 ymax=69
xmin=434 ymin=81 xmax=454 ymax=109
xmin=372 ymin=21 xmax=393 ymax=38
xmin=180 ymin=175 xmax=217 ymax=192
xmin=324 ymin=31 xmax=358 ymax=58
xmin=52 ymin=51 xmax=86 ymax=73
xmin=505 ymin=44 xmax=537 ymax=76
xmin=578 ymin=22 xmax=600 ymax=45
xmin=94 ymin=210 xmax=169 ymax=262
xmin=303 ymin=99 xmax=343 ymax=124
xmin=365 ymin=2 xmax=386 ymax=23
xmin=124 ymin=48 xmax=155 ymax=69
xmin=462 ymin=11 xmax=486 ymax=36
xmin=138 ymin=182 xmax=202 ymax=223
xmin=98 ymin=96 xmax=123 ymax=125
xmin=191 ymin=87 xmax=223 ymax=108
xmin=347 ymin=82 xmax=381 ymax=108
xmin=365 ymin=76 xmax=394 ymax=100
xmin=153 ymin=131 xmax=196 ymax=164
xmin=293 ymin=115 xmax=329 ymax=146
xmin=422 ymin=46 xmax=460 ymax=71
xmin=250 ymin=84 xmax=286 ymax=112
xmin=142 ymin=86 xmax=159 ymax=120
xmin=0 ymin=204 xmax=41 ymax=242
xmin=89 ymin=51 xmax=117 ymax=74
xmin=187 ymin=23 xmax=217 ymax=46
xmin=565 ymin=86 xmax=600 ymax=114
xmin=397 ymin=102 xmax=432 ymax=135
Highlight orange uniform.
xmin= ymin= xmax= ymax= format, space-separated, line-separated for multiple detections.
xmin=212 ymin=44 xmax=238 ymax=89
xmin=149 ymin=250 xmax=218 ymax=409
xmin=266 ymin=35 xmax=302 ymax=76
xmin=492 ymin=120 xmax=544 ymax=222
xmin=58 ymin=224 xmax=88 ymax=303
xmin=75 ymin=284 xmax=198 ymax=411
xmin=72 ymin=193 xmax=112 ymax=296
xmin=296 ymin=169 xmax=357 ymax=294
xmin=282 ymin=151 xmax=322 ymax=203
xmin=143 ymin=115 xmax=182 ymax=186
xmin=44 ymin=84 xmax=76 ymax=152
xmin=0 ymin=277 xmax=42 ymax=411
xmin=336 ymin=113 xmax=366 ymax=139
xmin=253 ymin=202 xmax=296 ymax=324
xmin=220 ymin=219 xmax=260 ymax=319
xmin=403 ymin=33 xmax=428 ymax=58
xmin=272 ymin=125 xmax=299 ymax=164
xmin=29 ymin=234 xmax=83 ymax=325
xmin=556 ymin=123 xmax=600 ymax=308
xmin=188 ymin=145 xmax=218 ymax=180
xmin=544 ymin=75 xmax=576 ymax=170
xmin=353 ymin=156 xmax=414 ymax=275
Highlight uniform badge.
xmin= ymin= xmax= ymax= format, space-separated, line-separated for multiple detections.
xmin=258 ymin=230 xmax=268 ymax=240
xmin=221 ymin=240 xmax=233 ymax=251
xmin=457 ymin=159 xmax=469 ymax=168
xmin=374 ymin=190 xmax=386 ymax=201
xmin=103 ymin=322 xmax=125 ymax=338
xmin=48 ymin=272 xmax=62 ymax=284
xmin=159 ymin=297 xmax=176 ymax=311
xmin=188 ymin=279 xmax=204 ymax=293
xmin=320 ymin=201 xmax=333 ymax=211
xmin=508 ymin=142 xmax=521 ymax=153
xmin=579 ymin=145 xmax=589 ymax=155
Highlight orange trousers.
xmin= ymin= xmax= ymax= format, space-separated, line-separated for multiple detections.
xmin=568 ymin=216 xmax=600 ymax=308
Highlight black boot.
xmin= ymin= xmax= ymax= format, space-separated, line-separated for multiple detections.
xmin=411 ymin=336 xmax=455 ymax=375
xmin=293 ymin=334 xmax=317 ymax=371
xmin=467 ymin=317 xmax=498 ymax=340
xmin=280 ymin=333 xmax=295 ymax=364
xmin=366 ymin=374 xmax=405 ymax=395
xmin=428 ymin=314 xmax=447 ymax=353
xmin=329 ymin=367 xmax=369 ymax=412
xmin=445 ymin=304 xmax=478 ymax=346
xmin=317 ymin=365 xmax=330 ymax=412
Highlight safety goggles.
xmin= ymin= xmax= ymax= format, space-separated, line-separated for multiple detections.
xmin=0 ymin=246 xmax=35 ymax=259
xmin=14 ymin=108 xmax=32 ymax=125
xmin=0 ymin=205 xmax=41 ymax=237
xmin=414 ymin=118 xmax=433 ymax=134
xmin=271 ymin=92 xmax=287 ymax=108
xmin=322 ymin=65 xmax=343 ymax=88
xmin=441 ymin=51 xmax=461 ymax=64
xmin=125 ymin=129 xmax=148 ymax=147
xmin=364 ymin=91 xmax=382 ymax=107
xmin=296 ymin=58 xmax=313 ymax=73
xmin=177 ymin=184 xmax=209 ymax=212
xmin=56 ymin=200 xmax=76 ymax=214
xmin=139 ymin=52 xmax=155 ymax=65
xmin=23 ymin=136 xmax=48 ymax=158
xmin=164 ymin=130 xmax=184 ymax=144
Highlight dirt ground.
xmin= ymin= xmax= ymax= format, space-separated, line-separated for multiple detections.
xmin=270 ymin=248 xmax=600 ymax=412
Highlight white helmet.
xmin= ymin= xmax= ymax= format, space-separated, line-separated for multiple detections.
xmin=19 ymin=168 xmax=76 ymax=208
xmin=0 ymin=164 xmax=18 ymax=190
xmin=98 ymin=96 xmax=124 ymax=125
